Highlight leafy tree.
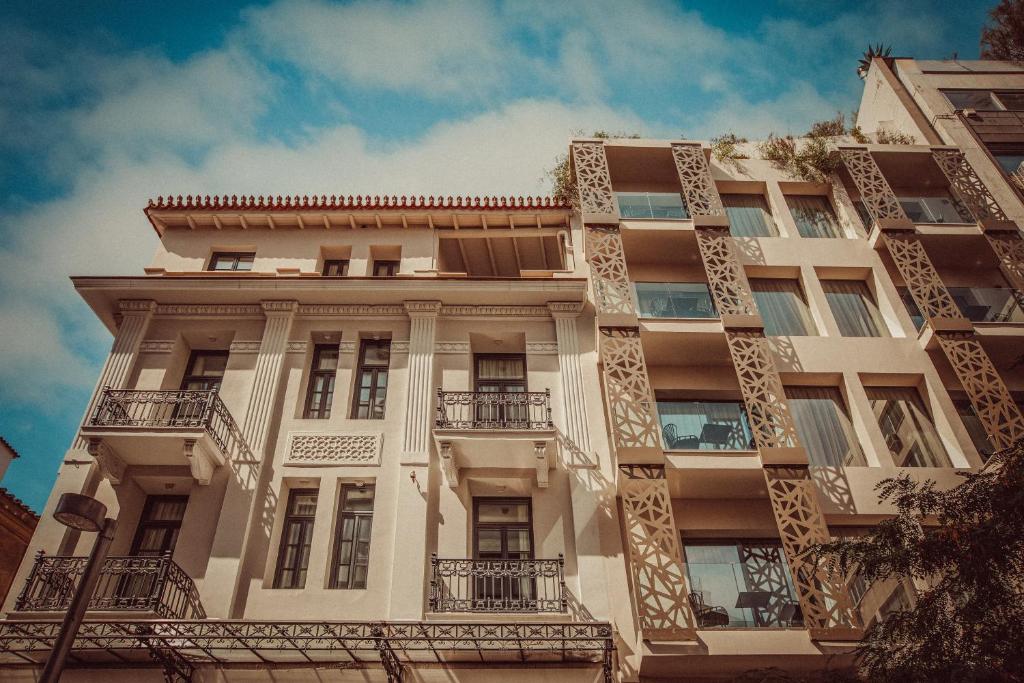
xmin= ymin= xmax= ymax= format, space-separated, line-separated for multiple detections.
xmin=812 ymin=441 xmax=1024 ymax=682
xmin=981 ymin=0 xmax=1024 ymax=62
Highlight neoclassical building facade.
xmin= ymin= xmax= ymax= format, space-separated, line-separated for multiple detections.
xmin=1 ymin=56 xmax=1023 ymax=681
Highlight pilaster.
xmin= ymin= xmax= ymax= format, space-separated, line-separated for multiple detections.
xmin=549 ymin=302 xmax=592 ymax=461
xmin=402 ymin=301 xmax=441 ymax=460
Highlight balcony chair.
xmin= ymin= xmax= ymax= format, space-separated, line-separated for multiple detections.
xmin=689 ymin=591 xmax=730 ymax=628
xmin=661 ymin=423 xmax=699 ymax=450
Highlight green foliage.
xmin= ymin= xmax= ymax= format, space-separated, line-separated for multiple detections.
xmin=981 ymin=0 xmax=1024 ymax=62
xmin=808 ymin=113 xmax=847 ymax=138
xmin=876 ymin=129 xmax=916 ymax=145
xmin=812 ymin=442 xmax=1024 ymax=682
xmin=858 ymin=44 xmax=893 ymax=79
xmin=849 ymin=126 xmax=869 ymax=144
xmin=547 ymin=130 xmax=640 ymax=207
xmin=711 ymin=133 xmax=749 ymax=166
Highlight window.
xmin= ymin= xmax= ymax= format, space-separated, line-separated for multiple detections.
xmin=750 ymin=279 xmax=816 ymax=336
xmin=786 ymin=387 xmax=865 ymax=466
xmin=657 ymin=400 xmax=753 ymax=451
xmin=304 ymin=344 xmax=340 ymax=419
xmin=953 ymin=397 xmax=994 ymax=459
xmin=130 ymin=496 xmax=188 ymax=556
xmin=990 ymin=148 xmax=1024 ymax=177
xmin=322 ymin=259 xmax=349 ymax=276
xmin=943 ymin=89 xmax=1024 ymax=111
xmin=683 ymin=542 xmax=801 ymax=628
xmin=274 ymin=489 xmax=318 ymax=588
xmin=208 ymin=252 xmax=254 ymax=271
xmin=897 ymin=287 xmax=925 ymax=331
xmin=722 ymin=194 xmax=777 ymax=237
xmin=180 ymin=351 xmax=228 ymax=391
xmin=329 ymin=485 xmax=375 ymax=589
xmin=866 ymin=386 xmax=951 ymax=467
xmin=372 ymin=260 xmax=399 ymax=276
xmin=821 ymin=280 xmax=888 ymax=337
xmin=474 ymin=498 xmax=533 ymax=560
xmin=616 ymin=192 xmax=689 ymax=219
xmin=635 ymin=282 xmax=716 ymax=319
xmin=786 ymin=195 xmax=841 ymax=238
xmin=475 ymin=354 xmax=528 ymax=426
xmin=948 ymin=286 xmax=1024 ymax=322
xmin=352 ymin=340 xmax=391 ymax=418
xmin=896 ymin=195 xmax=972 ymax=224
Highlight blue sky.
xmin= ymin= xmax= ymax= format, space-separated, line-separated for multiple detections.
xmin=0 ymin=0 xmax=997 ymax=510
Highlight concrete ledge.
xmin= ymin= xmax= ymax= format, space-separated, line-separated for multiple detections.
xmin=692 ymin=214 xmax=730 ymax=229
xmin=809 ymin=626 xmax=864 ymax=642
xmin=720 ymin=313 xmax=764 ymax=331
xmin=582 ymin=212 xmax=620 ymax=225
xmin=759 ymin=447 xmax=809 ymax=466
xmin=926 ymin=316 xmax=974 ymax=333
xmin=980 ymin=217 xmax=1019 ymax=233
xmin=597 ymin=311 xmax=639 ymax=328
xmin=876 ymin=217 xmax=915 ymax=232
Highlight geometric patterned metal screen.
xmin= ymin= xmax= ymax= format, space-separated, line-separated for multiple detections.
xmin=882 ymin=234 xmax=965 ymax=321
xmin=725 ymin=331 xmax=800 ymax=450
xmin=696 ymin=227 xmax=759 ymax=317
xmin=931 ymin=148 xmax=1009 ymax=222
xmin=838 ymin=148 xmax=909 ymax=223
xmin=585 ymin=225 xmax=637 ymax=318
xmin=671 ymin=143 xmax=725 ymax=217
xmin=599 ymin=328 xmax=661 ymax=452
xmin=572 ymin=141 xmax=616 ymax=215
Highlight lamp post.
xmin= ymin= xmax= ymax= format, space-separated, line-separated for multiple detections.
xmin=40 ymin=493 xmax=117 ymax=683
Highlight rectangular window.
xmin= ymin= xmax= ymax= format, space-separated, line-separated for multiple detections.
xmin=304 ymin=344 xmax=340 ymax=419
xmin=274 ymin=489 xmax=318 ymax=589
xmin=634 ymin=282 xmax=716 ymax=319
xmin=616 ymin=192 xmax=689 ymax=219
xmin=322 ymin=259 xmax=349 ymax=276
xmin=329 ymin=485 xmax=375 ymax=589
xmin=722 ymin=194 xmax=777 ymax=237
xmin=657 ymin=400 xmax=753 ymax=451
xmin=943 ymin=89 xmax=1001 ymax=111
xmin=821 ymin=280 xmax=888 ymax=337
xmin=180 ymin=351 xmax=228 ymax=391
xmin=953 ymin=397 xmax=994 ymax=459
xmin=990 ymin=148 xmax=1024 ymax=177
xmin=786 ymin=195 xmax=841 ymax=238
xmin=785 ymin=387 xmax=865 ymax=467
xmin=866 ymin=386 xmax=951 ymax=467
xmin=130 ymin=496 xmax=188 ymax=555
xmin=208 ymin=252 xmax=255 ymax=271
xmin=473 ymin=498 xmax=533 ymax=559
xmin=896 ymin=195 xmax=972 ymax=224
xmin=897 ymin=287 xmax=925 ymax=331
xmin=372 ymin=260 xmax=399 ymax=276
xmin=351 ymin=340 xmax=391 ymax=419
xmin=750 ymin=279 xmax=816 ymax=336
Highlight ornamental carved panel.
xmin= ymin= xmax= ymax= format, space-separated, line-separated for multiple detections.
xmin=935 ymin=333 xmax=1024 ymax=451
xmin=725 ymin=331 xmax=799 ymax=449
xmin=695 ymin=227 xmax=758 ymax=317
xmin=931 ymin=149 xmax=1009 ymax=222
xmin=284 ymin=432 xmax=383 ymax=466
xmin=883 ymin=235 xmax=964 ymax=320
xmin=838 ymin=149 xmax=908 ymax=222
xmin=571 ymin=141 xmax=616 ymax=215
xmin=585 ymin=225 xmax=636 ymax=317
xmin=599 ymin=329 xmax=661 ymax=451
xmin=985 ymin=232 xmax=1024 ymax=290
xmin=618 ymin=465 xmax=696 ymax=638
xmin=671 ymin=143 xmax=725 ymax=217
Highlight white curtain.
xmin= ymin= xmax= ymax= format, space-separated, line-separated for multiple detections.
xmin=787 ymin=195 xmax=841 ymax=238
xmin=722 ymin=194 xmax=777 ymax=237
xmin=866 ymin=386 xmax=951 ymax=467
xmin=822 ymin=280 xmax=888 ymax=337
xmin=750 ymin=279 xmax=816 ymax=336
xmin=477 ymin=357 xmax=525 ymax=380
xmin=786 ymin=387 xmax=865 ymax=467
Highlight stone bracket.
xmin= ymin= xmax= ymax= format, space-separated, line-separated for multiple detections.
xmin=183 ymin=438 xmax=220 ymax=486
xmin=86 ymin=438 xmax=126 ymax=485
xmin=534 ymin=442 xmax=549 ymax=488
xmin=438 ymin=441 xmax=459 ymax=488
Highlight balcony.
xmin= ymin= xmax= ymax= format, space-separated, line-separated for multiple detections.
xmin=635 ymin=282 xmax=716 ymax=320
xmin=901 ymin=287 xmax=1024 ymax=330
xmin=617 ymin=192 xmax=690 ymax=220
xmin=13 ymin=552 xmax=205 ymax=620
xmin=433 ymin=390 xmax=556 ymax=488
xmin=80 ymin=389 xmax=251 ymax=485
xmin=429 ymin=555 xmax=566 ymax=613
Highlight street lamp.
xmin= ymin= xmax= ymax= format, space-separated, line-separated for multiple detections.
xmin=40 ymin=493 xmax=117 ymax=683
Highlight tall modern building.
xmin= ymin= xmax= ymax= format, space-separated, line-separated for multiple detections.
xmin=0 ymin=56 xmax=1021 ymax=681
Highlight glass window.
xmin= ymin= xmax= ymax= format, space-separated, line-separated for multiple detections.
xmin=953 ymin=397 xmax=994 ymax=459
xmin=821 ymin=280 xmax=888 ymax=337
xmin=786 ymin=195 xmax=841 ymax=238
xmin=657 ymin=400 xmax=753 ymax=451
xmin=373 ymin=260 xmax=399 ymax=276
xmin=130 ymin=496 xmax=188 ymax=556
xmin=274 ymin=489 xmax=318 ymax=589
xmin=996 ymin=91 xmax=1024 ymax=110
xmin=786 ymin=387 xmax=865 ymax=467
xmin=750 ymin=279 xmax=816 ymax=336
xmin=866 ymin=386 xmax=951 ymax=467
xmin=992 ymin=150 xmax=1024 ymax=176
xmin=329 ymin=485 xmax=375 ymax=589
xmin=943 ymin=90 xmax=1001 ymax=111
xmin=635 ymin=282 xmax=716 ymax=319
xmin=304 ymin=344 xmax=340 ymax=419
xmin=897 ymin=287 xmax=925 ymax=331
xmin=683 ymin=542 xmax=801 ymax=628
xmin=474 ymin=499 xmax=532 ymax=558
xmin=617 ymin=192 xmax=689 ymax=219
xmin=896 ymin=195 xmax=972 ymax=224
xmin=722 ymin=194 xmax=777 ymax=237
xmin=948 ymin=286 xmax=1024 ymax=322
xmin=208 ymin=252 xmax=254 ymax=271
xmin=351 ymin=340 xmax=390 ymax=419
xmin=323 ymin=259 xmax=349 ymax=276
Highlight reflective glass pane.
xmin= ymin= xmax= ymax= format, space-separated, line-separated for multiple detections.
xmin=944 ymin=90 xmax=1000 ymax=111
xmin=476 ymin=502 xmax=530 ymax=523
xmin=657 ymin=401 xmax=753 ymax=451
xmin=635 ymin=282 xmax=716 ymax=319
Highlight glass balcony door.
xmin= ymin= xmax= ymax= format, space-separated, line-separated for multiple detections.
xmin=473 ymin=499 xmax=534 ymax=609
xmin=173 ymin=351 xmax=228 ymax=424
xmin=112 ymin=496 xmax=188 ymax=607
xmin=657 ymin=400 xmax=753 ymax=451
xmin=474 ymin=354 xmax=527 ymax=427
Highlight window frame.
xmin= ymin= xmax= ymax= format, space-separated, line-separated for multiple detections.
xmin=322 ymin=259 xmax=349 ymax=276
xmin=472 ymin=497 xmax=534 ymax=560
xmin=328 ymin=484 xmax=376 ymax=589
xmin=350 ymin=339 xmax=391 ymax=419
xmin=129 ymin=495 xmax=189 ymax=556
xmin=372 ymin=260 xmax=400 ymax=276
xmin=207 ymin=252 xmax=255 ymax=272
xmin=303 ymin=343 xmax=340 ymax=419
xmin=820 ymin=279 xmax=888 ymax=337
xmin=273 ymin=488 xmax=319 ymax=589
xmin=180 ymin=350 xmax=229 ymax=392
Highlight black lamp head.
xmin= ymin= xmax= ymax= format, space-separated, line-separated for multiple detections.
xmin=53 ymin=493 xmax=107 ymax=532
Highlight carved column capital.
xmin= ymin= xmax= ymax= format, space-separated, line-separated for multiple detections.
xmin=404 ymin=300 xmax=442 ymax=317
xmin=548 ymin=301 xmax=584 ymax=318
xmin=260 ymin=300 xmax=299 ymax=315
xmin=118 ymin=299 xmax=157 ymax=314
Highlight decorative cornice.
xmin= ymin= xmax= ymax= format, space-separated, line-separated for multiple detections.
xmin=298 ymin=304 xmax=405 ymax=317
xmin=548 ymin=301 xmax=585 ymax=317
xmin=118 ymin=299 xmax=157 ymax=313
xmin=261 ymin=300 xmax=299 ymax=314
xmin=139 ymin=340 xmax=175 ymax=353
xmin=404 ymin=301 xmax=443 ymax=317
xmin=526 ymin=342 xmax=559 ymax=355
xmin=440 ymin=305 xmax=551 ymax=318
xmin=434 ymin=341 xmax=470 ymax=354
xmin=286 ymin=341 xmax=308 ymax=353
xmin=147 ymin=194 xmax=570 ymax=212
xmin=229 ymin=340 xmax=261 ymax=353
xmin=156 ymin=304 xmax=262 ymax=317
xmin=390 ymin=340 xmax=410 ymax=354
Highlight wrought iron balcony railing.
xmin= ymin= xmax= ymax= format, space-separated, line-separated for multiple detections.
xmin=435 ymin=390 xmax=553 ymax=430
xmin=15 ymin=551 xmax=206 ymax=620
xmin=429 ymin=555 xmax=567 ymax=613
xmin=89 ymin=388 xmax=251 ymax=458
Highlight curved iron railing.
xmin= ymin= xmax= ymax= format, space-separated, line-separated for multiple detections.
xmin=89 ymin=388 xmax=252 ymax=460
xmin=16 ymin=551 xmax=206 ymax=620
xmin=429 ymin=555 xmax=566 ymax=613
xmin=435 ymin=390 xmax=553 ymax=430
